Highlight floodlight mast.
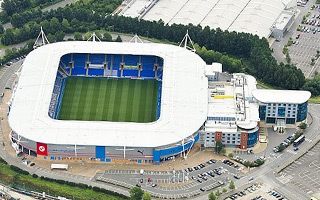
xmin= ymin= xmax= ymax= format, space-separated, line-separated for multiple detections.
xmin=179 ymin=30 xmax=196 ymax=52
xmin=87 ymin=32 xmax=101 ymax=42
xmin=129 ymin=34 xmax=144 ymax=43
xmin=33 ymin=27 xmax=50 ymax=49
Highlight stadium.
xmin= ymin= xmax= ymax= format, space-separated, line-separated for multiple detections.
xmin=8 ymin=41 xmax=208 ymax=164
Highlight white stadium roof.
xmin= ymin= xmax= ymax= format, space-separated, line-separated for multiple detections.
xmin=252 ymin=89 xmax=311 ymax=104
xmin=121 ymin=0 xmax=296 ymax=38
xmin=8 ymin=41 xmax=208 ymax=147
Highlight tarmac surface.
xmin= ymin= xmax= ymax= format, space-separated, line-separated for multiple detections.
xmin=0 ymin=53 xmax=319 ymax=200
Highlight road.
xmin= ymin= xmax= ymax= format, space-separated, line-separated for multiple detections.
xmin=42 ymin=0 xmax=79 ymax=12
xmin=1 ymin=0 xmax=80 ymax=57
xmin=0 ymin=57 xmax=319 ymax=200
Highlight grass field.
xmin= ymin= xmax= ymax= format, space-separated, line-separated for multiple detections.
xmin=58 ymin=77 xmax=159 ymax=122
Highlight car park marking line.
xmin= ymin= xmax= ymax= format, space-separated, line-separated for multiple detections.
xmin=305 ymin=138 xmax=313 ymax=143
xmin=298 ymin=171 xmax=310 ymax=178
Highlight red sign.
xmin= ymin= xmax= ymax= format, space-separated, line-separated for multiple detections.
xmin=36 ymin=142 xmax=48 ymax=156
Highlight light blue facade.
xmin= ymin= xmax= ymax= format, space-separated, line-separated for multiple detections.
xmin=258 ymin=101 xmax=308 ymax=124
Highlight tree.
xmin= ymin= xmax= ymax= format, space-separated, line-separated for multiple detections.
xmin=46 ymin=33 xmax=55 ymax=43
xmin=142 ymin=192 xmax=151 ymax=200
xmin=62 ymin=18 xmax=70 ymax=32
xmin=223 ymin=188 xmax=227 ymax=193
xmin=298 ymin=122 xmax=307 ymax=129
xmin=208 ymin=192 xmax=216 ymax=200
xmin=215 ymin=141 xmax=224 ymax=154
xmin=228 ymin=153 xmax=234 ymax=158
xmin=130 ymin=186 xmax=144 ymax=200
xmin=55 ymin=31 xmax=65 ymax=42
xmin=115 ymin=35 xmax=122 ymax=42
xmin=229 ymin=180 xmax=235 ymax=190
xmin=74 ymin=32 xmax=83 ymax=41
xmin=49 ymin=17 xmax=60 ymax=33
xmin=215 ymin=189 xmax=221 ymax=196
xmin=0 ymin=24 xmax=4 ymax=34
xmin=103 ymin=32 xmax=113 ymax=41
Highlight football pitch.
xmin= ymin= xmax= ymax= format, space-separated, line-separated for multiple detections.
xmin=58 ymin=77 xmax=159 ymax=122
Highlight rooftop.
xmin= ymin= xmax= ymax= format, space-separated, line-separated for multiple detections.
xmin=8 ymin=41 xmax=208 ymax=147
xmin=252 ymin=89 xmax=311 ymax=104
xmin=121 ymin=0 xmax=294 ymax=37
xmin=205 ymin=73 xmax=259 ymax=132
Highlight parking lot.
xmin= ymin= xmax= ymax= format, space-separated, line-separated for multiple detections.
xmin=289 ymin=3 xmax=320 ymax=77
xmin=225 ymin=183 xmax=289 ymax=200
xmin=277 ymin=141 xmax=320 ymax=196
xmin=94 ymin=159 xmax=244 ymax=198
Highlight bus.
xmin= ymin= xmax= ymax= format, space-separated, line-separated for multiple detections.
xmin=293 ymin=135 xmax=305 ymax=147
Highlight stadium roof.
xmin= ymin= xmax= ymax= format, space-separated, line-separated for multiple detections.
xmin=121 ymin=0 xmax=295 ymax=38
xmin=9 ymin=41 xmax=208 ymax=147
xmin=252 ymin=89 xmax=311 ymax=104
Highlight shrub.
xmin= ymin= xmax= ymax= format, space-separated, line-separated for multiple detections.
xmin=9 ymin=165 xmax=29 ymax=175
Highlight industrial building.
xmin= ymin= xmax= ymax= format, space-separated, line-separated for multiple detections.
xmin=119 ymin=0 xmax=297 ymax=38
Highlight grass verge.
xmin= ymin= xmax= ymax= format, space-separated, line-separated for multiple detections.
xmin=0 ymin=159 xmax=126 ymax=200
xmin=309 ymin=96 xmax=320 ymax=104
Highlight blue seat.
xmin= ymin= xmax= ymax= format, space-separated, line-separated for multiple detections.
xmin=88 ymin=69 xmax=104 ymax=76
xmin=89 ymin=54 xmax=105 ymax=64
xmin=124 ymin=55 xmax=139 ymax=66
xmin=123 ymin=70 xmax=138 ymax=77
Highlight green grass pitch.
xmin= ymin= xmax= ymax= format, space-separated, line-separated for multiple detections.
xmin=58 ymin=77 xmax=159 ymax=123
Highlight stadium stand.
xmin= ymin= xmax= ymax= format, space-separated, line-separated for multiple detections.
xmin=50 ymin=53 xmax=163 ymax=120
xmin=48 ymin=73 xmax=65 ymax=118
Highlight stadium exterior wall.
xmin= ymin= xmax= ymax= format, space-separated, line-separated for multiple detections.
xmin=10 ymin=131 xmax=200 ymax=164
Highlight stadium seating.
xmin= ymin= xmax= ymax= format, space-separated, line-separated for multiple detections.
xmin=89 ymin=53 xmax=105 ymax=64
xmin=156 ymin=82 xmax=162 ymax=119
xmin=72 ymin=54 xmax=87 ymax=75
xmin=48 ymin=73 xmax=65 ymax=118
xmin=123 ymin=70 xmax=139 ymax=77
xmin=49 ymin=53 xmax=164 ymax=119
xmin=59 ymin=53 xmax=163 ymax=79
